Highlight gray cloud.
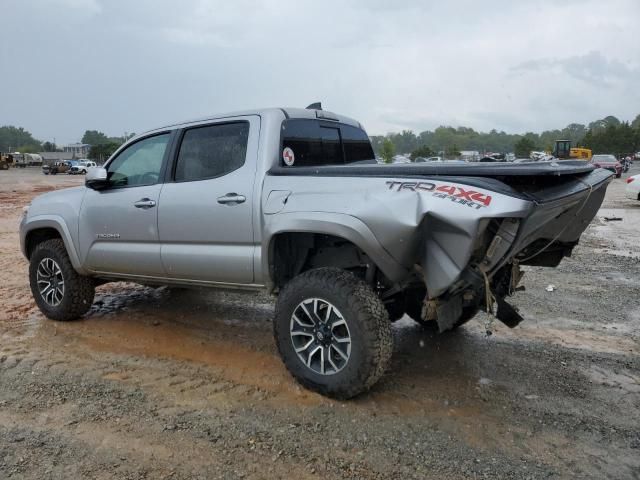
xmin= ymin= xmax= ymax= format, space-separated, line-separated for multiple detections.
xmin=511 ymin=51 xmax=638 ymax=88
xmin=1 ymin=0 xmax=639 ymax=144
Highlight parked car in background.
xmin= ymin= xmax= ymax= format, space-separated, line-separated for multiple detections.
xmin=42 ymin=161 xmax=72 ymax=175
xmin=69 ymin=160 xmax=97 ymax=175
xmin=391 ymin=155 xmax=411 ymax=164
xmin=626 ymin=175 xmax=640 ymax=201
xmin=414 ymin=156 xmax=442 ymax=163
xmin=590 ymin=154 xmax=622 ymax=178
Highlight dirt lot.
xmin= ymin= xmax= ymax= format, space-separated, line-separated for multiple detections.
xmin=1 ymin=167 xmax=639 ymax=479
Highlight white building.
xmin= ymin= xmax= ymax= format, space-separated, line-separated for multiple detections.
xmin=62 ymin=143 xmax=91 ymax=158
xmin=460 ymin=150 xmax=480 ymax=162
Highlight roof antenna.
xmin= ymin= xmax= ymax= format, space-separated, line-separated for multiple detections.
xmin=306 ymin=102 xmax=322 ymax=110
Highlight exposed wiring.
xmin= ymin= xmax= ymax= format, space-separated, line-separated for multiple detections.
xmin=482 ymin=269 xmax=496 ymax=336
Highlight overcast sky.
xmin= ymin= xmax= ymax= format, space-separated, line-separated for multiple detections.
xmin=2 ymin=0 xmax=639 ymax=144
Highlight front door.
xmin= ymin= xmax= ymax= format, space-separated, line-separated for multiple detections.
xmin=157 ymin=117 xmax=259 ymax=284
xmin=78 ymin=132 xmax=172 ymax=276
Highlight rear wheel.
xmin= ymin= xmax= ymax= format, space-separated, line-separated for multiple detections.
xmin=274 ymin=268 xmax=392 ymax=399
xmin=29 ymin=239 xmax=95 ymax=321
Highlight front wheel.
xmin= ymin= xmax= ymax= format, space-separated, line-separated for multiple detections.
xmin=274 ymin=268 xmax=392 ymax=399
xmin=29 ymin=239 xmax=95 ymax=321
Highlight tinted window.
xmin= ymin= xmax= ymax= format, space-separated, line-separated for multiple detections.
xmin=341 ymin=124 xmax=375 ymax=163
xmin=281 ymin=120 xmax=342 ymax=167
xmin=320 ymin=127 xmax=341 ymax=164
xmin=107 ymin=133 xmax=170 ymax=187
xmin=281 ymin=119 xmax=374 ymax=167
xmin=175 ymin=122 xmax=249 ymax=182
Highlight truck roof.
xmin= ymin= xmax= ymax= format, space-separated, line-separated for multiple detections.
xmin=139 ymin=107 xmax=363 ymax=139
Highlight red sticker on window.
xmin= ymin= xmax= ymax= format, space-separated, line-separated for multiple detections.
xmin=283 ymin=147 xmax=295 ymax=166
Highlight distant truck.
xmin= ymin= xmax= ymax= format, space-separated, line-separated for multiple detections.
xmin=42 ymin=161 xmax=72 ymax=175
xmin=25 ymin=153 xmax=43 ymax=166
xmin=69 ymin=160 xmax=97 ymax=174
xmin=9 ymin=153 xmax=27 ymax=168
xmin=0 ymin=152 xmax=43 ymax=169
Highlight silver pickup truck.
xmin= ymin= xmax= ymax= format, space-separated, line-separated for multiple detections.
xmin=20 ymin=106 xmax=612 ymax=398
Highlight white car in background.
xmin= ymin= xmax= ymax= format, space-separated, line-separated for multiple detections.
xmin=391 ymin=155 xmax=411 ymax=164
xmin=69 ymin=160 xmax=97 ymax=174
xmin=626 ymin=174 xmax=640 ymax=201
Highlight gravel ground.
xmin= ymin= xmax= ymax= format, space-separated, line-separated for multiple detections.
xmin=0 ymin=167 xmax=638 ymax=479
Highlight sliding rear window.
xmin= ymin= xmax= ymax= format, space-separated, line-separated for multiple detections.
xmin=280 ymin=119 xmax=374 ymax=167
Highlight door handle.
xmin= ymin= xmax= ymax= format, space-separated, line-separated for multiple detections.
xmin=217 ymin=193 xmax=246 ymax=205
xmin=134 ymin=198 xmax=156 ymax=209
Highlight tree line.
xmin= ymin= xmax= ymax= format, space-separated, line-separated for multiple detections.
xmin=80 ymin=130 xmax=135 ymax=162
xmin=0 ymin=126 xmax=43 ymax=153
xmin=0 ymin=127 xmax=134 ymax=162
xmin=371 ymin=114 xmax=640 ymax=159
xmin=3 ymin=113 xmax=640 ymax=162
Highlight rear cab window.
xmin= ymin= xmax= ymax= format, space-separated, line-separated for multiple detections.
xmin=280 ymin=119 xmax=374 ymax=167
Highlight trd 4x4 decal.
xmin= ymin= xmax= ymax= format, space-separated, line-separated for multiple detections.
xmin=385 ymin=181 xmax=492 ymax=209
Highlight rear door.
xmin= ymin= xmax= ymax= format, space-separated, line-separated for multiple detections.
xmin=157 ymin=116 xmax=259 ymax=284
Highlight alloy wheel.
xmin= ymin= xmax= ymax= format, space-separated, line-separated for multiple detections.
xmin=290 ymin=298 xmax=352 ymax=375
xmin=36 ymin=258 xmax=65 ymax=306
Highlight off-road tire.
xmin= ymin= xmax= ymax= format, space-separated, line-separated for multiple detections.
xmin=29 ymin=239 xmax=95 ymax=321
xmin=274 ymin=268 xmax=393 ymax=399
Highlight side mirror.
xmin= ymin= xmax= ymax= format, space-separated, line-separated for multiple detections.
xmin=85 ymin=167 xmax=109 ymax=190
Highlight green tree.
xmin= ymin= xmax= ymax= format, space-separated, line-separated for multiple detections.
xmin=0 ymin=126 xmax=42 ymax=152
xmin=380 ymin=138 xmax=395 ymax=163
xmin=15 ymin=145 xmax=40 ymax=153
xmin=388 ymin=130 xmax=417 ymax=154
xmin=88 ymin=142 xmax=121 ymax=163
xmin=514 ymin=137 xmax=535 ymax=157
xmin=42 ymin=141 xmax=57 ymax=152
xmin=81 ymin=130 xmax=110 ymax=145
xmin=410 ymin=144 xmax=435 ymax=160
xmin=446 ymin=144 xmax=461 ymax=157
xmin=369 ymin=112 xmax=640 ymax=160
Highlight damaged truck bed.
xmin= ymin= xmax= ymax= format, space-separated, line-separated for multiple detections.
xmin=20 ymin=107 xmax=612 ymax=398
xmin=268 ymin=160 xmax=612 ymax=332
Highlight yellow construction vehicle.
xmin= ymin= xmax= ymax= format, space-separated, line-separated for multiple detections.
xmin=0 ymin=152 xmax=13 ymax=170
xmin=552 ymin=140 xmax=592 ymax=160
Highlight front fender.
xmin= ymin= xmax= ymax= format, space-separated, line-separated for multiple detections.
xmin=262 ymin=211 xmax=411 ymax=288
xmin=20 ymin=215 xmax=88 ymax=275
